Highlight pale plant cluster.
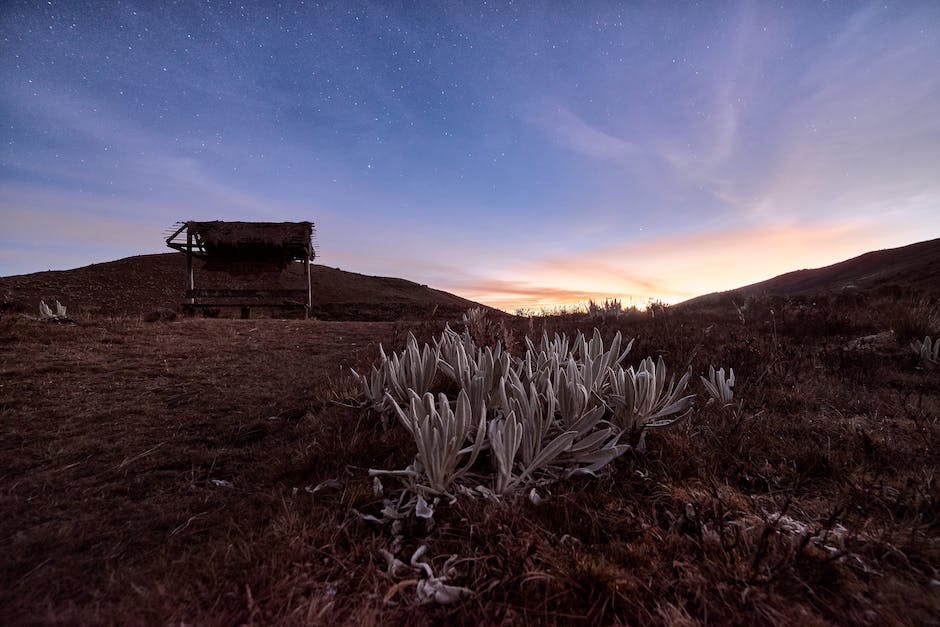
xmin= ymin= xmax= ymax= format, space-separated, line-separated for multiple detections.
xmin=39 ymin=300 xmax=67 ymax=321
xmin=701 ymin=365 xmax=736 ymax=407
xmin=460 ymin=307 xmax=487 ymax=334
xmin=911 ymin=336 xmax=939 ymax=369
xmin=352 ymin=323 xmax=734 ymax=500
xmin=586 ymin=297 xmax=633 ymax=319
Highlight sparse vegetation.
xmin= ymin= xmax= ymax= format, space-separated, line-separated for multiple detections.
xmin=891 ymin=297 xmax=939 ymax=346
xmin=586 ymin=297 xmax=640 ymax=320
xmin=1 ymin=286 xmax=939 ymax=624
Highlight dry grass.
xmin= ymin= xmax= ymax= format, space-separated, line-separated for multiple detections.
xmin=1 ymin=293 xmax=938 ymax=625
xmin=0 ymin=252 xmax=485 ymax=321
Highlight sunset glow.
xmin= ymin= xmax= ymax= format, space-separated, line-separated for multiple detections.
xmin=2 ymin=2 xmax=938 ymax=310
xmin=444 ymin=221 xmax=896 ymax=311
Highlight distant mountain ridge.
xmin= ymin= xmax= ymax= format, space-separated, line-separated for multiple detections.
xmin=0 ymin=252 xmax=487 ymax=321
xmin=682 ymin=237 xmax=940 ymax=307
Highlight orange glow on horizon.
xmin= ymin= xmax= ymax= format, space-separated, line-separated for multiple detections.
xmin=445 ymin=222 xmax=897 ymax=313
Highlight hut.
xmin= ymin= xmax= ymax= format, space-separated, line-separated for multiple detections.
xmin=165 ymin=221 xmax=315 ymax=317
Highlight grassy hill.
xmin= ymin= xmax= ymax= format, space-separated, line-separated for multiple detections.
xmin=0 ymin=252 xmax=487 ymax=321
xmin=682 ymin=237 xmax=940 ymax=308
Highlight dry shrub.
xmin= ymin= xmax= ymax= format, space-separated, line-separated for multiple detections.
xmin=890 ymin=297 xmax=940 ymax=345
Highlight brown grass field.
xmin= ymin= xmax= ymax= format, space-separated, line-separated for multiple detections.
xmin=1 ymin=286 xmax=938 ymax=625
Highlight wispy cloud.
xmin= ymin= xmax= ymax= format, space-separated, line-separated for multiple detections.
xmin=755 ymin=7 xmax=940 ymax=225
xmin=528 ymin=103 xmax=635 ymax=160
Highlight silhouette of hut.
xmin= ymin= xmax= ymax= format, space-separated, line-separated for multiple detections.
xmin=165 ymin=221 xmax=315 ymax=317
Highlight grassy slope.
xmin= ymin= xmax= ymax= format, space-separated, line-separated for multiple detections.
xmin=1 ymin=292 xmax=938 ymax=625
xmin=682 ymin=237 xmax=940 ymax=307
xmin=0 ymin=253 xmax=487 ymax=321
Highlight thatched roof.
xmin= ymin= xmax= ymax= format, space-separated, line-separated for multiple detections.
xmin=166 ymin=221 xmax=315 ymax=273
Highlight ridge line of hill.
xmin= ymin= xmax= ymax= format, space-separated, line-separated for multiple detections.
xmin=680 ymin=237 xmax=940 ymax=307
xmin=0 ymin=252 xmax=490 ymax=321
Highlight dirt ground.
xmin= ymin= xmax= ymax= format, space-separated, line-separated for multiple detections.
xmin=1 ymin=300 xmax=938 ymax=625
xmin=0 ymin=316 xmax=399 ymax=624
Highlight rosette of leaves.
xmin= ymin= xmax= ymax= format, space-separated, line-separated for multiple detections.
xmin=501 ymin=365 xmax=628 ymax=482
xmin=435 ymin=327 xmax=476 ymax=390
xmin=498 ymin=375 xmax=580 ymax=481
xmin=376 ymin=389 xmax=487 ymax=496
xmin=350 ymin=363 xmax=387 ymax=412
xmin=488 ymin=413 xmax=522 ymax=494
xmin=547 ymin=364 xmax=628 ymax=476
xmin=553 ymin=359 xmax=606 ymax=433
xmin=608 ymin=356 xmax=694 ymax=437
xmin=572 ymin=329 xmax=634 ymax=393
xmin=383 ymin=332 xmax=441 ymax=402
xmin=437 ymin=327 xmax=510 ymax=399
xmin=701 ymin=365 xmax=735 ymax=406
xmin=39 ymin=300 xmax=67 ymax=320
xmin=525 ymin=331 xmax=571 ymax=362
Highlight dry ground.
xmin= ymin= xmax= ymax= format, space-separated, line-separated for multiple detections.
xmin=1 ymin=296 xmax=938 ymax=625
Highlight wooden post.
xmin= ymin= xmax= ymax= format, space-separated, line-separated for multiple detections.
xmin=186 ymin=230 xmax=195 ymax=305
xmin=304 ymin=253 xmax=312 ymax=319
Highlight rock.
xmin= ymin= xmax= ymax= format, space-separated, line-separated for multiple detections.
xmin=843 ymin=331 xmax=895 ymax=354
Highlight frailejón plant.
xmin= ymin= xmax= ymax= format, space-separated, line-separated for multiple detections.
xmin=383 ymin=333 xmax=440 ymax=402
xmin=911 ymin=336 xmax=939 ymax=369
xmin=701 ymin=365 xmax=735 ymax=406
xmin=351 ymin=364 xmax=387 ymax=412
xmin=39 ymin=300 xmax=67 ymax=320
xmin=375 ymin=389 xmax=486 ymax=495
xmin=356 ymin=327 xmax=695 ymax=499
xmin=488 ymin=413 xmax=522 ymax=494
xmin=608 ymin=356 xmax=694 ymax=435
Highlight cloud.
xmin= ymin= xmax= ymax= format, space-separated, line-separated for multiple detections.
xmin=649 ymin=3 xmax=940 ymax=236
xmin=528 ymin=103 xmax=635 ymax=160
xmin=757 ymin=8 xmax=940 ymax=224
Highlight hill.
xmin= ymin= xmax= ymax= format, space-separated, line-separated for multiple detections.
xmin=682 ymin=236 xmax=940 ymax=307
xmin=0 ymin=252 xmax=487 ymax=321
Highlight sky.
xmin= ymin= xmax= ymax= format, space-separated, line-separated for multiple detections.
xmin=2 ymin=1 xmax=939 ymax=312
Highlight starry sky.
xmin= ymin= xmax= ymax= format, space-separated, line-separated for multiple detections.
xmin=2 ymin=1 xmax=939 ymax=312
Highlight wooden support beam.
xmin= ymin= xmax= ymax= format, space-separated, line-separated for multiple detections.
xmin=183 ymin=303 xmax=308 ymax=309
xmin=186 ymin=230 xmax=195 ymax=305
xmin=304 ymin=254 xmax=312 ymax=319
xmin=185 ymin=288 xmax=308 ymax=299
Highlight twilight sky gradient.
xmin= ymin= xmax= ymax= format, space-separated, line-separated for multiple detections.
xmin=2 ymin=1 xmax=938 ymax=311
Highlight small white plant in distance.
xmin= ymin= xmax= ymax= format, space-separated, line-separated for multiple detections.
xmin=701 ymin=366 xmax=736 ymax=407
xmin=39 ymin=300 xmax=67 ymax=321
xmin=911 ymin=336 xmax=939 ymax=369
